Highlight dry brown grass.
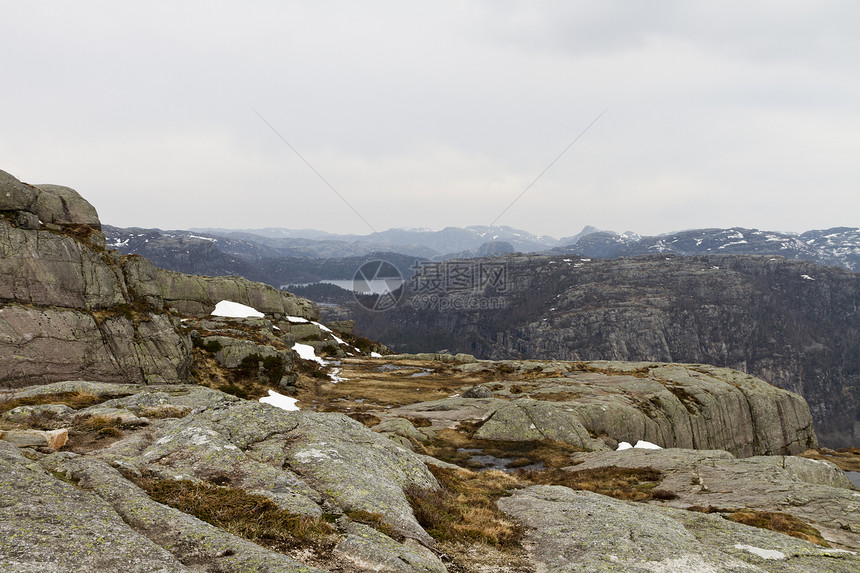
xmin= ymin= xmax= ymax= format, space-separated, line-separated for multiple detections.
xmin=295 ymin=359 xmax=477 ymax=412
xmin=405 ymin=465 xmax=523 ymax=548
xmin=686 ymin=506 xmax=830 ymax=547
xmin=519 ymin=466 xmax=664 ymax=502
xmin=424 ymin=423 xmax=584 ymax=472
xmin=137 ymin=478 xmax=336 ymax=552
xmin=727 ymin=510 xmax=830 ymax=546
xmin=0 ymin=391 xmax=107 ymax=415
xmin=799 ymin=447 xmax=860 ymax=472
xmin=138 ymin=405 xmax=191 ymax=419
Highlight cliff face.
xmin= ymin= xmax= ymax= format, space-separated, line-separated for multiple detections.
xmin=0 ymin=169 xmax=316 ymax=388
xmin=352 ymin=254 xmax=860 ymax=447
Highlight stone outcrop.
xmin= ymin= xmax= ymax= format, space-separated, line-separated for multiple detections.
xmin=391 ymin=359 xmax=817 ymax=457
xmin=1 ymin=381 xmax=446 ymax=572
xmin=569 ymin=447 xmax=860 ymax=550
xmin=498 ymin=485 xmax=860 ymax=572
xmin=0 ymin=169 xmax=319 ymax=388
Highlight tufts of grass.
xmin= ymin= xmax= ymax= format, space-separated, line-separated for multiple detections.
xmin=0 ymin=391 xmax=107 ymax=415
xmin=345 ymin=510 xmax=400 ymax=539
xmin=96 ymin=427 xmax=124 ymax=439
xmin=345 ymin=412 xmax=382 ymax=427
xmin=138 ymin=405 xmax=191 ymax=419
xmin=137 ymin=478 xmax=336 ymax=551
xmin=728 ymin=510 xmax=830 ymax=547
xmin=75 ymin=415 xmax=125 ymax=432
xmin=799 ymin=447 xmax=860 ymax=472
xmin=405 ymin=465 xmax=523 ymax=548
xmin=686 ymin=506 xmax=830 ymax=547
xmin=519 ymin=466 xmax=663 ymax=502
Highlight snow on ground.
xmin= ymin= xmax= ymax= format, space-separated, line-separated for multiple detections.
xmin=370 ymin=352 xmax=382 ymax=358
xmin=329 ymin=367 xmax=348 ymax=384
xmin=801 ymin=274 xmax=815 ymax=281
xmin=617 ymin=440 xmax=662 ymax=451
xmin=292 ymin=343 xmax=326 ymax=365
xmin=259 ymin=390 xmax=300 ymax=411
xmin=287 ymin=316 xmax=309 ymax=323
xmin=734 ymin=545 xmax=785 ymax=560
xmin=211 ymin=300 xmax=264 ymax=318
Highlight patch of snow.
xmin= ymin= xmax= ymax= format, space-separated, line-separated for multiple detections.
xmin=370 ymin=352 xmax=382 ymax=358
xmin=634 ymin=440 xmax=662 ymax=449
xmin=211 ymin=300 xmax=264 ymax=318
xmin=330 ymin=334 xmax=346 ymax=345
xmin=259 ymin=390 xmax=300 ymax=411
xmin=734 ymin=544 xmax=785 ymax=560
xmin=312 ymin=321 xmax=332 ymax=332
xmin=287 ymin=316 xmax=309 ymax=323
xmin=718 ymin=240 xmax=748 ymax=249
xmin=616 ymin=441 xmax=633 ymax=450
xmin=272 ymin=325 xmax=281 ymax=331
xmin=329 ymin=367 xmax=348 ymax=384
xmin=293 ymin=343 xmax=326 ymax=365
xmin=801 ymin=274 xmax=815 ymax=281
xmin=187 ymin=234 xmax=217 ymax=242
xmin=581 ymin=258 xmax=591 ymax=262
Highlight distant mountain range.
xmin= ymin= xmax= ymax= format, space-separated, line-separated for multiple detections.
xmin=105 ymin=224 xmax=860 ymax=274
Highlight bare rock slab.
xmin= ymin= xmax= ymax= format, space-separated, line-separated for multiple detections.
xmin=498 ymin=485 xmax=860 ymax=572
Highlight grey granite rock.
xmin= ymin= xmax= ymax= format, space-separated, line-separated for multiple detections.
xmin=498 ymin=485 xmax=860 ymax=572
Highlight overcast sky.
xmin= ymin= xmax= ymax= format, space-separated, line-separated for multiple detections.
xmin=2 ymin=1 xmax=858 ymax=238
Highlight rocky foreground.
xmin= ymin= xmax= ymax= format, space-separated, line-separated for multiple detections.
xmin=1 ymin=168 xmax=858 ymax=571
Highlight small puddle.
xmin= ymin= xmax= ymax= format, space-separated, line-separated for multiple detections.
xmin=409 ymin=371 xmax=432 ymax=378
xmin=375 ymin=363 xmax=412 ymax=372
xmin=456 ymin=448 xmax=545 ymax=473
xmin=846 ymin=471 xmax=860 ymax=488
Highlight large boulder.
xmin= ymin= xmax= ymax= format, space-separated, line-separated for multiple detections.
xmin=33 ymin=183 xmax=101 ymax=229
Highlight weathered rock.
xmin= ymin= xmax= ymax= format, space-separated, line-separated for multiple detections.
xmin=374 ymin=417 xmax=429 ymax=443
xmin=474 ymin=399 xmax=610 ymax=451
xmin=569 ymin=447 xmax=860 ymax=549
xmin=393 ymin=362 xmax=816 ymax=457
xmin=0 ymin=441 xmax=192 ymax=572
xmin=334 ymin=522 xmax=446 ymax=573
xmin=123 ymin=255 xmax=318 ymax=319
xmin=0 ymin=169 xmax=36 ymax=211
xmin=33 ymin=183 xmax=101 ymax=229
xmin=205 ymin=335 xmax=292 ymax=369
xmin=38 ymin=450 xmax=325 ymax=572
xmin=0 ymin=305 xmax=191 ymax=387
xmin=104 ymin=399 xmax=439 ymax=545
xmin=2 ymin=403 xmax=76 ymax=428
xmin=0 ymin=219 xmax=125 ymax=309
xmin=0 ymin=428 xmax=68 ymax=449
xmin=498 ymin=485 xmax=860 ymax=572
xmin=462 ymin=384 xmax=493 ymax=398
